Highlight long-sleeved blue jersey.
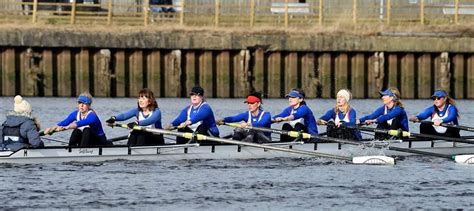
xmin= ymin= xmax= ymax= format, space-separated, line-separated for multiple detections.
xmin=273 ymin=105 xmax=318 ymax=135
xmin=319 ymin=107 xmax=362 ymax=140
xmin=57 ymin=110 xmax=106 ymax=137
xmin=171 ymin=102 xmax=219 ymax=137
xmin=416 ymin=104 xmax=458 ymax=125
xmin=359 ymin=105 xmax=409 ymax=131
xmin=115 ymin=107 xmax=163 ymax=129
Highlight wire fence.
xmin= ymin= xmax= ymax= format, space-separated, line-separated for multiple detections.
xmin=0 ymin=0 xmax=473 ymax=27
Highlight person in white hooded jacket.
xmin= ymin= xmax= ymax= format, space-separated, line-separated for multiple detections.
xmin=0 ymin=95 xmax=44 ymax=151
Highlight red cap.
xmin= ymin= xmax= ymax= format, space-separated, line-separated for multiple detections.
xmin=244 ymin=96 xmax=261 ymax=104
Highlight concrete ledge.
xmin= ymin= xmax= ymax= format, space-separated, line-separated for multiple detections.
xmin=0 ymin=28 xmax=473 ymax=52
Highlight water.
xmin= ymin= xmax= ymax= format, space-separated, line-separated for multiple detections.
xmin=1 ymin=97 xmax=473 ymax=209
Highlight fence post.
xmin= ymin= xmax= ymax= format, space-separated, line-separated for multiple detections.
xmin=70 ymin=0 xmax=77 ymax=25
xmin=180 ymin=0 xmax=185 ymax=25
xmin=420 ymin=0 xmax=425 ymax=24
xmin=352 ymin=0 xmax=357 ymax=24
xmin=454 ymin=0 xmax=459 ymax=24
xmin=250 ymin=0 xmax=255 ymax=27
xmin=319 ymin=0 xmax=323 ymax=26
xmin=215 ymin=0 xmax=220 ymax=27
xmin=143 ymin=0 xmax=150 ymax=26
xmin=32 ymin=0 xmax=38 ymax=23
xmin=386 ymin=0 xmax=391 ymax=24
xmin=284 ymin=0 xmax=289 ymax=27
xmin=107 ymin=0 xmax=113 ymax=25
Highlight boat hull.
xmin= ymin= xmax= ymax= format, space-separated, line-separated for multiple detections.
xmin=1 ymin=140 xmax=473 ymax=164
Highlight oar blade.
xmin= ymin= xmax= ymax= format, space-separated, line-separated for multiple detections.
xmin=454 ymin=154 xmax=474 ymax=164
xmin=0 ymin=151 xmax=14 ymax=157
xmin=352 ymin=156 xmax=395 ymax=165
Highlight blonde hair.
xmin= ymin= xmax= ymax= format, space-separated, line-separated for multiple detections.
xmin=388 ymin=87 xmax=404 ymax=108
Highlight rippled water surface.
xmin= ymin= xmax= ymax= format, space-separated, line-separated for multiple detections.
xmin=1 ymin=97 xmax=473 ymax=209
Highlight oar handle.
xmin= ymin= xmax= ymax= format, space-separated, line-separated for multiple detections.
xmin=348 ymin=126 xmax=410 ymax=137
xmin=420 ymin=120 xmax=474 ymax=132
xmin=223 ymin=122 xmax=312 ymax=139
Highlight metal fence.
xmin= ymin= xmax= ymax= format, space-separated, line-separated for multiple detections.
xmin=0 ymin=0 xmax=473 ymax=27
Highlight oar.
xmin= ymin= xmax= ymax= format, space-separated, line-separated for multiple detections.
xmin=352 ymin=126 xmax=474 ymax=145
xmin=226 ymin=123 xmax=474 ymax=164
xmin=348 ymin=126 xmax=474 ymax=164
xmin=224 ymin=122 xmax=312 ymax=139
xmin=141 ymin=122 xmax=392 ymax=165
xmin=41 ymin=137 xmax=69 ymax=145
xmin=420 ymin=120 xmax=474 ymax=132
xmin=107 ymin=135 xmax=129 ymax=142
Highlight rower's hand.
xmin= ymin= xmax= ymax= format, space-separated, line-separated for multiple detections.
xmin=409 ymin=116 xmax=419 ymax=122
xmin=365 ymin=119 xmax=377 ymax=125
xmin=433 ymin=119 xmax=443 ymax=126
xmin=216 ymin=119 xmax=225 ymax=125
xmin=335 ymin=122 xmax=343 ymax=127
xmin=164 ymin=124 xmax=175 ymax=130
xmin=356 ymin=119 xmax=361 ymax=125
xmin=44 ymin=127 xmax=54 ymax=135
xmin=239 ymin=122 xmax=249 ymax=128
xmin=274 ymin=117 xmax=285 ymax=123
xmin=178 ymin=120 xmax=191 ymax=129
xmin=127 ymin=122 xmax=138 ymax=129
xmin=106 ymin=116 xmax=116 ymax=125
xmin=317 ymin=119 xmax=327 ymax=125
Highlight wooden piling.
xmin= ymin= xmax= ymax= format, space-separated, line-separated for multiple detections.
xmin=147 ymin=51 xmax=162 ymax=97
xmin=76 ymin=48 xmax=90 ymax=96
xmin=351 ymin=53 xmax=365 ymax=98
xmin=234 ymin=50 xmax=251 ymax=98
xmin=417 ymin=54 xmax=432 ymax=98
xmin=2 ymin=48 xmax=16 ymax=96
xmin=184 ymin=51 xmax=197 ymax=96
xmin=335 ymin=53 xmax=349 ymax=93
xmin=114 ymin=50 xmax=127 ymax=97
xmin=386 ymin=53 xmax=398 ymax=88
xmin=285 ymin=52 xmax=299 ymax=94
xmin=42 ymin=49 xmax=54 ymax=96
xmin=267 ymin=52 xmax=282 ymax=98
xmin=57 ymin=49 xmax=72 ymax=97
xmin=165 ymin=50 xmax=181 ymax=97
xmin=199 ymin=51 xmax=214 ymax=97
xmin=20 ymin=50 xmax=34 ymax=96
xmin=216 ymin=51 xmax=230 ymax=98
xmin=253 ymin=48 xmax=265 ymax=94
xmin=452 ymin=54 xmax=464 ymax=99
xmin=319 ymin=53 xmax=332 ymax=98
xmin=468 ymin=55 xmax=474 ymax=99
xmin=401 ymin=53 xmax=415 ymax=98
xmin=301 ymin=53 xmax=318 ymax=98
xmin=129 ymin=50 xmax=144 ymax=96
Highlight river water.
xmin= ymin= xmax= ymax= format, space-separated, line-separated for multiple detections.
xmin=0 ymin=97 xmax=473 ymax=209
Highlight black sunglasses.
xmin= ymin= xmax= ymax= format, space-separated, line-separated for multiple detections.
xmin=431 ymin=96 xmax=444 ymax=100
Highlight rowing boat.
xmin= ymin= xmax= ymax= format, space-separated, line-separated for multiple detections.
xmin=1 ymin=138 xmax=473 ymax=164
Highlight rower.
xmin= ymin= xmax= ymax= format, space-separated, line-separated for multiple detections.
xmin=106 ymin=88 xmax=164 ymax=146
xmin=318 ymin=89 xmax=362 ymax=140
xmin=0 ymin=95 xmax=44 ymax=151
xmin=357 ymin=87 xmax=409 ymax=140
xmin=272 ymin=88 xmax=318 ymax=142
xmin=216 ymin=92 xmax=272 ymax=143
xmin=409 ymin=89 xmax=460 ymax=138
xmin=44 ymin=92 xmax=111 ymax=147
xmin=166 ymin=86 xmax=220 ymax=144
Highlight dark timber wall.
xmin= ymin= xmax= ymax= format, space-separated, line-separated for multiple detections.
xmin=0 ymin=29 xmax=473 ymax=99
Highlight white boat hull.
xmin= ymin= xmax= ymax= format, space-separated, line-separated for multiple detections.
xmin=1 ymin=140 xmax=473 ymax=164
